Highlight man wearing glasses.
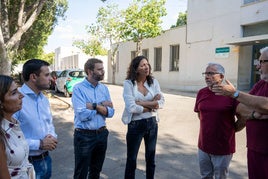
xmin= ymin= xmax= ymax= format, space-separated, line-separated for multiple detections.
xmin=212 ymin=46 xmax=268 ymax=179
xmin=194 ymin=63 xmax=245 ymax=179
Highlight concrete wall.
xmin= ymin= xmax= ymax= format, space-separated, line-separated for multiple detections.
xmin=107 ymin=0 xmax=268 ymax=92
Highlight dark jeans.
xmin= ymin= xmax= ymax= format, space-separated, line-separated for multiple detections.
xmin=29 ymin=154 xmax=52 ymax=179
xmin=124 ymin=117 xmax=158 ymax=179
xmin=73 ymin=128 xmax=109 ymax=179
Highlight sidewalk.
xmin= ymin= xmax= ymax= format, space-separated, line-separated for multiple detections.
xmin=49 ymin=84 xmax=248 ymax=179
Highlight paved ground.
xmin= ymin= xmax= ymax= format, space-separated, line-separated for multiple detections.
xmin=48 ymin=84 xmax=248 ymax=179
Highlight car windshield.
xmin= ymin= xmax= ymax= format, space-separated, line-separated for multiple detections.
xmin=56 ymin=71 xmax=62 ymax=76
xmin=69 ymin=71 xmax=85 ymax=78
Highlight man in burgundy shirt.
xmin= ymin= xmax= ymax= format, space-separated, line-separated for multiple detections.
xmin=194 ymin=63 xmax=245 ymax=179
xmin=212 ymin=46 xmax=268 ymax=179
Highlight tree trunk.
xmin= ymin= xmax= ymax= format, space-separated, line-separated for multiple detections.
xmin=0 ymin=48 xmax=11 ymax=75
xmin=110 ymin=44 xmax=119 ymax=84
xmin=112 ymin=64 xmax=116 ymax=84
xmin=136 ymin=40 xmax=142 ymax=56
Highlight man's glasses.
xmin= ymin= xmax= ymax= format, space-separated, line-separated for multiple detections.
xmin=254 ymin=59 xmax=268 ymax=65
xmin=202 ymin=72 xmax=220 ymax=76
xmin=260 ymin=60 xmax=268 ymax=64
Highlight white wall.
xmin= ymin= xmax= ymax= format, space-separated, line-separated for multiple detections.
xmin=108 ymin=0 xmax=268 ymax=92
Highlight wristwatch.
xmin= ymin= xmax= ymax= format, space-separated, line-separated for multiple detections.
xmin=233 ymin=90 xmax=240 ymax=99
xmin=92 ymin=103 xmax=97 ymax=110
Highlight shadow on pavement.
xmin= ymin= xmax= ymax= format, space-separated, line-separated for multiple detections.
xmin=48 ymin=86 xmax=248 ymax=179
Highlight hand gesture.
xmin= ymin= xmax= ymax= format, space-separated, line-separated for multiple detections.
xmin=41 ymin=134 xmax=58 ymax=151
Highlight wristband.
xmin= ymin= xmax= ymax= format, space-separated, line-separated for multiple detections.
xmin=92 ymin=103 xmax=97 ymax=110
xmin=251 ymin=111 xmax=257 ymax=120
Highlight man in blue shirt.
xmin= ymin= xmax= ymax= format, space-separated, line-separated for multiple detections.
xmin=72 ymin=58 xmax=115 ymax=179
xmin=13 ymin=59 xmax=58 ymax=179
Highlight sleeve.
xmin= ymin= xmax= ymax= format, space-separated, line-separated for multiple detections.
xmin=153 ymin=79 xmax=165 ymax=108
xmin=194 ymin=90 xmax=201 ymax=113
xmin=72 ymin=85 xmax=97 ymax=122
xmin=123 ymin=80 xmax=144 ymax=114
xmin=104 ymin=86 xmax=115 ymax=118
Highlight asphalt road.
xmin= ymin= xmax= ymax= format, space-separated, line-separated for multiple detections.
xmin=48 ymin=84 xmax=248 ymax=179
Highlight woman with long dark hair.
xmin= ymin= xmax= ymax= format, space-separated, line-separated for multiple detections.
xmin=122 ymin=56 xmax=165 ymax=179
xmin=0 ymin=75 xmax=34 ymax=179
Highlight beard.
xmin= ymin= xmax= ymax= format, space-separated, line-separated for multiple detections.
xmin=92 ymin=73 xmax=104 ymax=81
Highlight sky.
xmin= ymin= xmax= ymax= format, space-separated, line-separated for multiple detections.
xmin=44 ymin=0 xmax=187 ymax=53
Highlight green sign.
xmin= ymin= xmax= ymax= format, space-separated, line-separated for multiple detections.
xmin=215 ymin=47 xmax=230 ymax=53
xmin=215 ymin=47 xmax=230 ymax=58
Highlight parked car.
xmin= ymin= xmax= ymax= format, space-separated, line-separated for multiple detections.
xmin=50 ymin=70 xmax=62 ymax=90
xmin=55 ymin=69 xmax=85 ymax=97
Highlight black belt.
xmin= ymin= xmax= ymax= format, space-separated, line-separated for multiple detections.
xmin=75 ymin=126 xmax=107 ymax=134
xmin=28 ymin=151 xmax=49 ymax=161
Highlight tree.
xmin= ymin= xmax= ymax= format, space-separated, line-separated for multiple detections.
xmin=41 ymin=52 xmax=55 ymax=65
xmin=73 ymin=38 xmax=107 ymax=57
xmin=121 ymin=0 xmax=167 ymax=56
xmin=171 ymin=11 xmax=187 ymax=28
xmin=0 ymin=0 xmax=67 ymax=75
xmin=88 ymin=3 xmax=123 ymax=84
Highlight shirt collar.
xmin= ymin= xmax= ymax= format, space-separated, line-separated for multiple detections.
xmin=21 ymin=83 xmax=44 ymax=99
xmin=84 ymin=78 xmax=99 ymax=88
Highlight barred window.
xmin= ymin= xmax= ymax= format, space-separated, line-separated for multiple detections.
xmin=154 ymin=47 xmax=162 ymax=71
xmin=170 ymin=45 xmax=180 ymax=71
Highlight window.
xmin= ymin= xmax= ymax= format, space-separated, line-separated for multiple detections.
xmin=131 ymin=51 xmax=136 ymax=60
xmin=154 ymin=47 xmax=162 ymax=71
xmin=244 ymin=0 xmax=260 ymax=5
xmin=142 ymin=49 xmax=149 ymax=58
xmin=170 ymin=45 xmax=180 ymax=71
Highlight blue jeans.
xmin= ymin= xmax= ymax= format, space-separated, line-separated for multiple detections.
xmin=73 ymin=128 xmax=109 ymax=179
xmin=198 ymin=149 xmax=233 ymax=179
xmin=30 ymin=155 xmax=52 ymax=179
xmin=124 ymin=117 xmax=158 ymax=179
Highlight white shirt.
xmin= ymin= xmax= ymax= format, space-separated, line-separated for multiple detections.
xmin=122 ymin=79 xmax=165 ymax=124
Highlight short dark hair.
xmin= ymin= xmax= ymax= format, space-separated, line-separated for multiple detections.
xmin=84 ymin=58 xmax=103 ymax=75
xmin=22 ymin=59 xmax=50 ymax=81
xmin=126 ymin=55 xmax=153 ymax=86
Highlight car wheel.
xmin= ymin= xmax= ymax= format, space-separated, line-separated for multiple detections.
xmin=64 ymin=87 xmax=71 ymax=97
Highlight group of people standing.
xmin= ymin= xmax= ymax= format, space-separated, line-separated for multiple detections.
xmin=0 ymin=46 xmax=268 ymax=179
xmin=0 ymin=55 xmax=164 ymax=179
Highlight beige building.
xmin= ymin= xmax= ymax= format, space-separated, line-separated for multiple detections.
xmin=107 ymin=0 xmax=268 ymax=92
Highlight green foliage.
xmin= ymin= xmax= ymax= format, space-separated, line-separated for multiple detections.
xmin=121 ymin=0 xmax=167 ymax=43
xmin=87 ymin=3 xmax=123 ymax=84
xmin=73 ymin=39 xmax=107 ymax=57
xmin=17 ymin=0 xmax=68 ymax=61
xmin=88 ymin=3 xmax=122 ymax=44
xmin=171 ymin=11 xmax=187 ymax=28
xmin=41 ymin=52 xmax=55 ymax=65
xmin=0 ymin=0 xmax=67 ymax=74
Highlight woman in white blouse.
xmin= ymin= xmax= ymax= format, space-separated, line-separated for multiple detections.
xmin=122 ymin=56 xmax=165 ymax=179
xmin=0 ymin=75 xmax=35 ymax=179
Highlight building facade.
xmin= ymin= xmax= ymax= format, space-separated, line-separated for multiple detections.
xmin=54 ymin=46 xmax=108 ymax=81
xmin=107 ymin=0 xmax=268 ymax=92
